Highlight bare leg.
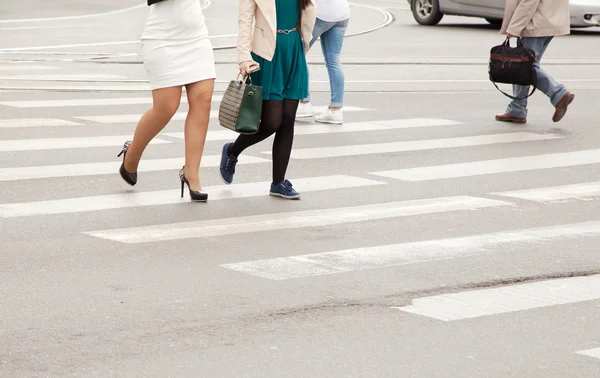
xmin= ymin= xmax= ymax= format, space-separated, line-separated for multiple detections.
xmin=183 ymin=79 xmax=215 ymax=191
xmin=124 ymin=86 xmax=182 ymax=172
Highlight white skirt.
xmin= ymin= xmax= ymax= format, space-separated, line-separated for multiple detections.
xmin=141 ymin=0 xmax=216 ymax=90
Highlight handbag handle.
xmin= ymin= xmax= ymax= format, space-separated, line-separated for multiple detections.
xmin=236 ymin=73 xmax=253 ymax=85
xmin=503 ymin=37 xmax=523 ymax=48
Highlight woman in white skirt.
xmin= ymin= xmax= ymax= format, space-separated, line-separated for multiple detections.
xmin=118 ymin=0 xmax=216 ymax=202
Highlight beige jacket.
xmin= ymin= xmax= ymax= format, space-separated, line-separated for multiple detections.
xmin=237 ymin=0 xmax=317 ymax=63
xmin=500 ymin=0 xmax=570 ymax=37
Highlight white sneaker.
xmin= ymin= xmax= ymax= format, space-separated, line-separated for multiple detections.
xmin=296 ymin=102 xmax=313 ymax=118
xmin=315 ymin=108 xmax=343 ymax=124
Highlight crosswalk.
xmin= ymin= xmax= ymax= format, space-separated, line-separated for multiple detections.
xmin=2 ymin=62 xmax=600 ymax=361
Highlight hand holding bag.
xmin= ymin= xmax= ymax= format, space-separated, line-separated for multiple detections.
xmin=218 ymin=74 xmax=262 ymax=135
xmin=489 ymin=37 xmax=537 ymax=100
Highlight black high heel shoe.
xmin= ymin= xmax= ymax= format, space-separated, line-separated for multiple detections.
xmin=117 ymin=141 xmax=137 ymax=186
xmin=179 ymin=166 xmax=208 ymax=202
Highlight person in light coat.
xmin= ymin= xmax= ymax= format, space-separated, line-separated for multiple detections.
xmin=496 ymin=0 xmax=575 ymax=124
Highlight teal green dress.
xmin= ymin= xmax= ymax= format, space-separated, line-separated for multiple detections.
xmin=250 ymin=0 xmax=308 ymax=101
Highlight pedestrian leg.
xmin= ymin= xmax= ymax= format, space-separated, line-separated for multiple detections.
xmin=182 ymin=78 xmax=215 ymax=192
xmin=219 ymin=100 xmax=284 ymax=184
xmin=122 ymin=86 xmax=182 ymax=174
xmin=315 ymin=19 xmax=348 ymax=124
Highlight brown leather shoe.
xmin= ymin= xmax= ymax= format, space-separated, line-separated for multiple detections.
xmin=552 ymin=92 xmax=575 ymax=122
xmin=495 ymin=113 xmax=526 ymax=123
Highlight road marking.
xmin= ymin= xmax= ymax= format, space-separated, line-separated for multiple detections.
xmin=0 ymin=25 xmax=96 ymax=31
xmin=0 ymin=84 xmax=152 ymax=92
xmin=74 ymin=106 xmax=371 ymax=123
xmin=576 ymin=348 xmax=600 ymax=360
xmin=0 ymin=155 xmax=268 ymax=182
xmin=371 ymin=149 xmax=600 ymax=181
xmin=344 ymin=3 xmax=394 ymax=37
xmin=164 ymin=118 xmax=464 ymax=141
xmin=0 ymin=175 xmax=385 ymax=218
xmin=0 ymin=34 xmax=233 ymax=52
xmin=392 ymin=274 xmax=600 ymax=321
xmin=268 ymin=132 xmax=561 ymax=159
xmin=0 ymin=1 xmax=208 ymax=26
xmin=0 ymin=136 xmax=169 ymax=152
xmin=0 ymin=74 xmax=126 ymax=81
xmin=0 ymin=64 xmax=59 ymax=71
xmin=0 ymin=118 xmax=82 ymax=128
xmin=220 ymin=221 xmax=600 ymax=280
xmin=0 ymin=4 xmax=145 ymax=23
xmin=493 ymin=181 xmax=600 ymax=203
xmin=82 ymin=196 xmax=511 ymax=244
xmin=0 ymin=95 xmax=224 ymax=108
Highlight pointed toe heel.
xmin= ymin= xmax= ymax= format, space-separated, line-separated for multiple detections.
xmin=179 ymin=166 xmax=208 ymax=202
xmin=118 ymin=141 xmax=137 ymax=186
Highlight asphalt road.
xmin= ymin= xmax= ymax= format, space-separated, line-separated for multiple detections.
xmin=1 ymin=1 xmax=600 ymax=377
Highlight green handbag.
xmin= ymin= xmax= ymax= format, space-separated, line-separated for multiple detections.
xmin=218 ymin=74 xmax=262 ymax=135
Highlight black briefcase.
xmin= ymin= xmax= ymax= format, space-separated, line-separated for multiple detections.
xmin=489 ymin=37 xmax=537 ymax=100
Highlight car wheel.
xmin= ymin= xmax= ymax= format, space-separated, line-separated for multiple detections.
xmin=485 ymin=18 xmax=502 ymax=25
xmin=411 ymin=0 xmax=443 ymax=26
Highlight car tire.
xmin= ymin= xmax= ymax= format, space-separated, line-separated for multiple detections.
xmin=411 ymin=0 xmax=443 ymax=26
xmin=485 ymin=18 xmax=503 ymax=25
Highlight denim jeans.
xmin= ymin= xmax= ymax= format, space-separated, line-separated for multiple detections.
xmin=303 ymin=18 xmax=349 ymax=108
xmin=506 ymin=36 xmax=567 ymax=118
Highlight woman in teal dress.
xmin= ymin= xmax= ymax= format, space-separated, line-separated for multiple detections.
xmin=219 ymin=0 xmax=316 ymax=200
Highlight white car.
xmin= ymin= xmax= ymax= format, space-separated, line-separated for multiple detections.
xmin=408 ymin=0 xmax=600 ymax=28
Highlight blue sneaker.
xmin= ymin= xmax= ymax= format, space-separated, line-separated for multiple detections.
xmin=270 ymin=179 xmax=301 ymax=199
xmin=219 ymin=143 xmax=237 ymax=184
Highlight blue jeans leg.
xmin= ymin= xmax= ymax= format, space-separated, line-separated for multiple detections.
xmin=301 ymin=19 xmax=328 ymax=103
xmin=302 ymin=18 xmax=348 ymax=107
xmin=319 ymin=19 xmax=348 ymax=108
xmin=506 ymin=36 xmax=567 ymax=118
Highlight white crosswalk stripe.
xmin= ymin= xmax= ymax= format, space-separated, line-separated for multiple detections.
xmin=391 ymin=275 xmax=600 ymax=321
xmin=0 ymin=118 xmax=82 ymax=128
xmin=268 ymin=132 xmax=561 ymax=159
xmin=371 ymin=149 xmax=600 ymax=181
xmin=0 ymin=64 xmax=60 ymax=72
xmin=0 ymin=135 xmax=170 ymax=152
xmin=220 ymin=221 xmax=600 ymax=280
xmin=82 ymin=196 xmax=511 ymax=244
xmin=0 ymin=155 xmax=268 ymax=182
xmin=576 ymin=347 xmax=600 ymax=360
xmin=163 ymin=118 xmax=464 ymax=141
xmin=493 ymin=181 xmax=600 ymax=203
xmin=0 ymin=95 xmax=224 ymax=108
xmin=0 ymin=175 xmax=385 ymax=218
xmin=74 ymin=106 xmax=371 ymax=123
xmin=0 ymin=74 xmax=127 ymax=81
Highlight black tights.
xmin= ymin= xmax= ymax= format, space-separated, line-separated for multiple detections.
xmin=228 ymin=99 xmax=299 ymax=184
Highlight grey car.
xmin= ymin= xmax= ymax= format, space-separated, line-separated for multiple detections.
xmin=408 ymin=0 xmax=600 ymax=28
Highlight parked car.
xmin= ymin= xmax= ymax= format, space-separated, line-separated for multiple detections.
xmin=408 ymin=0 xmax=600 ymax=28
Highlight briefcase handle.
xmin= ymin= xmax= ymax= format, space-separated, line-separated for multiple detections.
xmin=490 ymin=76 xmax=537 ymax=100
xmin=502 ymin=36 xmax=524 ymax=48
